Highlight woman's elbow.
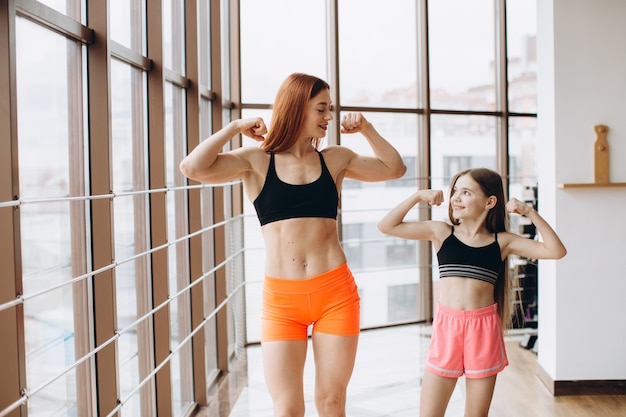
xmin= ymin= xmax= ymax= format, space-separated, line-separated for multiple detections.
xmin=179 ymin=157 xmax=199 ymax=180
xmin=390 ymin=162 xmax=407 ymax=179
xmin=397 ymin=163 xmax=408 ymax=178
xmin=179 ymin=158 xmax=191 ymax=176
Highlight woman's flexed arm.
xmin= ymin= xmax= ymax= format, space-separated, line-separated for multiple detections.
xmin=341 ymin=113 xmax=407 ymax=181
xmin=378 ymin=190 xmax=445 ymax=241
xmin=179 ymin=118 xmax=267 ymax=183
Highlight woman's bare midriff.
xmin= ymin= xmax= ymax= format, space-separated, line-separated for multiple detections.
xmin=437 ymin=277 xmax=496 ymax=310
xmin=261 ymin=217 xmax=347 ymax=279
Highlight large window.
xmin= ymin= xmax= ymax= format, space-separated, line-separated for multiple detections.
xmin=240 ymin=0 xmax=327 ymax=103
xmin=1 ymin=0 xmax=539 ymax=414
xmin=1 ymin=1 xmax=239 ymax=416
xmin=239 ymin=0 xmax=539 ymax=341
xmin=338 ymin=0 xmax=418 ymax=108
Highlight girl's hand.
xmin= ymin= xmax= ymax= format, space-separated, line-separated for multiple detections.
xmin=238 ymin=117 xmax=267 ymax=142
xmin=340 ymin=112 xmax=370 ymax=134
xmin=506 ymin=197 xmax=532 ymax=216
xmin=419 ymin=189 xmax=445 ymax=206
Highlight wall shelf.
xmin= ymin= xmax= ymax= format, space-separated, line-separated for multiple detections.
xmin=557 ymin=182 xmax=626 ymax=189
xmin=558 ymin=125 xmax=626 ymax=188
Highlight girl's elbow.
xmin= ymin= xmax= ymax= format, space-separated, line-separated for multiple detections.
xmin=377 ymin=221 xmax=395 ymax=236
xmin=548 ymin=246 xmax=567 ymax=259
xmin=377 ymin=221 xmax=389 ymax=235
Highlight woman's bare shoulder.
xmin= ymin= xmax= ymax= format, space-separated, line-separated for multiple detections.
xmin=321 ymin=145 xmax=355 ymax=157
xmin=231 ymin=145 xmax=268 ymax=165
xmin=320 ymin=145 xmax=356 ymax=167
xmin=234 ymin=145 xmax=267 ymax=157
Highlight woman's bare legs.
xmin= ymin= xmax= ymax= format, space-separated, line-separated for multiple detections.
xmin=419 ymin=370 xmax=458 ymax=417
xmin=311 ymin=332 xmax=359 ymax=417
xmin=262 ymin=339 xmax=308 ymax=417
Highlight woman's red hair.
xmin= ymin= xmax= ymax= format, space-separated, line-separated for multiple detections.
xmin=262 ymin=73 xmax=330 ymax=153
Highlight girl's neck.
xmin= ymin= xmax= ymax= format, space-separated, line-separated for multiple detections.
xmin=456 ymin=220 xmax=490 ymax=238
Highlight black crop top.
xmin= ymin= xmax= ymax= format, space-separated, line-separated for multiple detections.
xmin=436 ymin=226 xmax=503 ymax=285
xmin=252 ymin=151 xmax=339 ymax=226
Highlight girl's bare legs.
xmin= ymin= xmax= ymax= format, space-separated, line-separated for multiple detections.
xmin=419 ymin=370 xmax=458 ymax=417
xmin=262 ymin=340 xmax=308 ymax=417
xmin=311 ymin=332 xmax=359 ymax=417
xmin=464 ymin=375 xmax=497 ymax=417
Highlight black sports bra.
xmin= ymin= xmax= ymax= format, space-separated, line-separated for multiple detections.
xmin=252 ymin=151 xmax=339 ymax=226
xmin=436 ymin=226 xmax=503 ymax=285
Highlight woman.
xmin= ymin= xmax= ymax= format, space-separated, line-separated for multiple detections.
xmin=179 ymin=73 xmax=406 ymax=417
xmin=377 ymin=168 xmax=566 ymax=417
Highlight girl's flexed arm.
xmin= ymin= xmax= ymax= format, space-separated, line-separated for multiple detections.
xmin=505 ymin=198 xmax=567 ymax=260
xmin=378 ymin=189 xmax=445 ymax=241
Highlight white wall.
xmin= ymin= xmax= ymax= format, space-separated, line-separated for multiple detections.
xmin=537 ymin=0 xmax=626 ymax=381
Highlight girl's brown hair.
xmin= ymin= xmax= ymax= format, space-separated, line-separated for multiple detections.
xmin=447 ymin=168 xmax=518 ymax=330
xmin=262 ymin=73 xmax=330 ymax=153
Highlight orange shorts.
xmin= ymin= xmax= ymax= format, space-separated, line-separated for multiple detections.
xmin=261 ymin=263 xmax=360 ymax=342
xmin=426 ymin=303 xmax=508 ymax=379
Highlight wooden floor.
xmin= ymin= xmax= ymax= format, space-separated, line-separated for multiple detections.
xmin=491 ymin=341 xmax=626 ymax=417
xmin=199 ymin=325 xmax=626 ymax=417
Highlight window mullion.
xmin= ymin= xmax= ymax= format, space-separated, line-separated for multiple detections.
xmin=0 ymin=1 xmax=28 ymax=414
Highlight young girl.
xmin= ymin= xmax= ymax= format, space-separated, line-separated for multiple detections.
xmin=377 ymin=168 xmax=566 ymax=417
xmin=180 ymin=73 xmax=406 ymax=417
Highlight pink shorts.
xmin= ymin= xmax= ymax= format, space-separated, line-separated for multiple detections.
xmin=261 ymin=263 xmax=361 ymax=342
xmin=425 ymin=303 xmax=508 ymax=379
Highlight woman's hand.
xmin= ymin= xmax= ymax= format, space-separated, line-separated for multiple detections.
xmin=238 ymin=117 xmax=267 ymax=142
xmin=340 ymin=112 xmax=371 ymax=134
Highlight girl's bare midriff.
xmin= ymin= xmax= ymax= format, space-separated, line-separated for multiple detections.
xmin=437 ymin=277 xmax=496 ymax=310
xmin=261 ymin=217 xmax=347 ymax=279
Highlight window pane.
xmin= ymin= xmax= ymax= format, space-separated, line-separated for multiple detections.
xmin=111 ymin=59 xmax=154 ymax=416
xmin=339 ymin=0 xmax=417 ymax=108
xmin=110 ymin=0 xmax=146 ymax=54
xmin=37 ymin=0 xmax=83 ymax=21
xmin=507 ymin=0 xmax=537 ymax=113
xmin=240 ymin=109 xmax=271 ymax=344
xmin=198 ymin=0 xmax=211 ymax=88
xmin=388 ymin=284 xmax=419 ymax=322
xmin=201 ymin=184 xmax=219 ymax=380
xmin=16 ymin=17 xmax=79 ymax=417
xmin=429 ymin=0 xmax=495 ymax=110
xmin=163 ymin=0 xmax=186 ymax=73
xmin=339 ymin=112 xmax=422 ymax=327
xmin=509 ymin=116 xmax=538 ymax=196
xmin=240 ymin=0 xmax=327 ymax=103
xmin=165 ymin=83 xmax=194 ymax=415
xmin=198 ymin=99 xmax=219 ymax=379
xmin=509 ymin=116 xmax=538 ymax=244
xmin=431 ymin=114 xmax=497 ymax=187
